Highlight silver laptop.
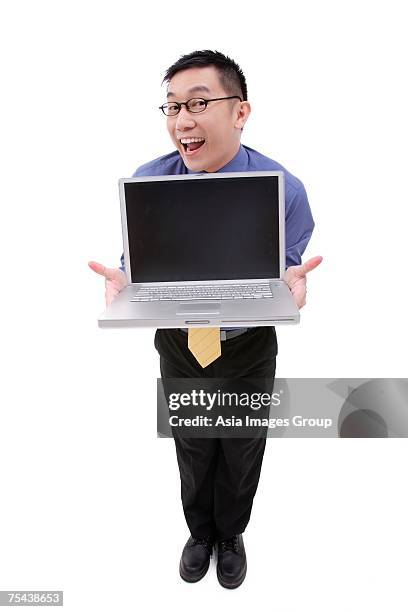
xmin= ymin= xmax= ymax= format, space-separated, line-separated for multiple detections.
xmin=98 ymin=171 xmax=299 ymax=328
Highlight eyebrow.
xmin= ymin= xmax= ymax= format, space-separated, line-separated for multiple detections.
xmin=166 ymin=85 xmax=211 ymax=99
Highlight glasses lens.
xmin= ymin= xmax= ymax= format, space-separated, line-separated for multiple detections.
xmin=186 ymin=98 xmax=207 ymax=112
xmin=162 ymin=102 xmax=179 ymax=116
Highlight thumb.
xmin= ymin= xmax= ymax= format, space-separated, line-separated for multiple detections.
xmin=88 ymin=260 xmax=125 ymax=282
xmin=300 ymin=255 xmax=323 ymax=276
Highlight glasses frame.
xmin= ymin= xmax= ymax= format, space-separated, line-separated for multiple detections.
xmin=159 ymin=95 xmax=243 ymax=116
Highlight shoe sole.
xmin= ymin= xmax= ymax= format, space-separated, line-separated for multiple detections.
xmin=179 ymin=558 xmax=210 ymax=583
xmin=216 ymin=561 xmax=247 ymax=589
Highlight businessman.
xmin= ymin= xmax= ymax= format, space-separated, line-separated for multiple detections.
xmin=89 ymin=50 xmax=322 ymax=589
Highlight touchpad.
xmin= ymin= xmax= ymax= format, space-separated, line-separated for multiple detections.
xmin=177 ymin=302 xmax=222 ymax=315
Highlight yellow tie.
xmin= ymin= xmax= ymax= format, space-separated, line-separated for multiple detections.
xmin=188 ymin=327 xmax=222 ymax=368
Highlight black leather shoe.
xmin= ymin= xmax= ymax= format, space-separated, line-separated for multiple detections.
xmin=179 ymin=536 xmax=213 ymax=583
xmin=217 ymin=534 xmax=247 ymax=589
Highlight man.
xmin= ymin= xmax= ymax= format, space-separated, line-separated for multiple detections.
xmin=89 ymin=50 xmax=322 ymax=589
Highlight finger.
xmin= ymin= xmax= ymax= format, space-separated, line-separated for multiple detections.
xmin=105 ymin=283 xmax=119 ymax=296
xmin=88 ymin=261 xmax=108 ymax=276
xmin=105 ymin=289 xmax=118 ymax=306
xmin=88 ymin=260 xmax=124 ymax=282
xmin=300 ymin=255 xmax=323 ymax=276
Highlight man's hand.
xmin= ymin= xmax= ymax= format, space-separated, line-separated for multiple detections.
xmin=88 ymin=261 xmax=128 ymax=306
xmin=284 ymin=255 xmax=323 ymax=309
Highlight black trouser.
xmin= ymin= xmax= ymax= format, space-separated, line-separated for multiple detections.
xmin=154 ymin=326 xmax=278 ymax=541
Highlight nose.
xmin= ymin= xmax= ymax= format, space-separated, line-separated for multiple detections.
xmin=175 ymin=105 xmax=197 ymax=131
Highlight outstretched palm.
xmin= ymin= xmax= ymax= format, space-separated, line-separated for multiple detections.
xmin=284 ymin=256 xmax=323 ymax=309
xmin=88 ymin=261 xmax=128 ymax=306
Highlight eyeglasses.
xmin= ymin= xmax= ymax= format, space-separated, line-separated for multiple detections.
xmin=159 ymin=96 xmax=242 ymax=116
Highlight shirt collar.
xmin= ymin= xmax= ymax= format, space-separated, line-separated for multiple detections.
xmin=186 ymin=144 xmax=249 ymax=174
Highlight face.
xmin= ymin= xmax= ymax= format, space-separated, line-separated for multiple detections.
xmin=164 ymin=66 xmax=251 ymax=172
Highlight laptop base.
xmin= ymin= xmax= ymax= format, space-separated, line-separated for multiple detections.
xmin=98 ymin=280 xmax=299 ymax=328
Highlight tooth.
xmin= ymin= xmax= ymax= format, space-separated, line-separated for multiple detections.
xmin=180 ymin=137 xmax=204 ymax=144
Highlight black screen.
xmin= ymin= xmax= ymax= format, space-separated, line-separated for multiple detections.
xmin=124 ymin=175 xmax=280 ymax=283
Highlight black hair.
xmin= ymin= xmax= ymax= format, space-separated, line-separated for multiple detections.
xmin=162 ymin=50 xmax=248 ymax=101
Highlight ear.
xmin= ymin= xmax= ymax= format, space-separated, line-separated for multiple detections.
xmin=234 ymin=101 xmax=251 ymax=130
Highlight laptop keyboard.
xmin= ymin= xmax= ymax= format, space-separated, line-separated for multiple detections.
xmin=130 ymin=283 xmax=273 ymax=302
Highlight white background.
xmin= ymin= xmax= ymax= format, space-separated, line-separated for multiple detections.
xmin=1 ymin=0 xmax=407 ymax=610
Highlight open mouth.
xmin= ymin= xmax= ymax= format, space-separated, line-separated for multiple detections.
xmin=180 ymin=137 xmax=206 ymax=156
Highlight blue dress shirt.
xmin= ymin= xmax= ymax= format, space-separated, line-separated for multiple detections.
xmin=119 ymin=144 xmax=315 ymax=331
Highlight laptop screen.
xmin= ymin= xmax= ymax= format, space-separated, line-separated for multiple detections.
xmin=123 ymin=175 xmax=281 ymax=283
